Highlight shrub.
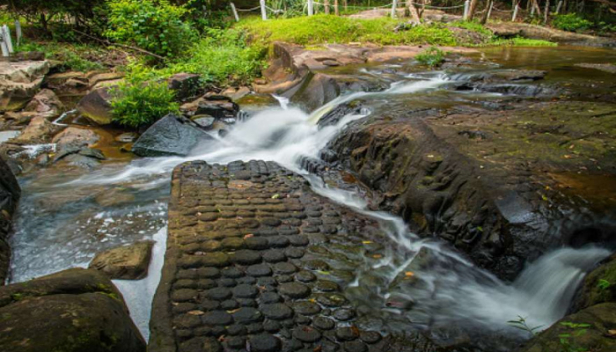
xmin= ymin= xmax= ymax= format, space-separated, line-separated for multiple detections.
xmin=105 ymin=0 xmax=196 ymax=58
xmin=111 ymin=64 xmax=179 ymax=128
xmin=552 ymin=13 xmax=593 ymax=32
xmin=415 ymin=47 xmax=445 ymax=67
xmin=5 ymin=0 xmax=106 ymax=32
xmin=164 ymin=29 xmax=266 ymax=85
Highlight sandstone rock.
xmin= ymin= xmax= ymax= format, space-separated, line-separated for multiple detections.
xmin=45 ymin=71 xmax=90 ymax=96
xmin=52 ymin=126 xmax=100 ymax=149
xmin=0 ymin=60 xmax=50 ymax=112
xmin=290 ymin=72 xmax=340 ymax=112
xmin=520 ymin=303 xmax=616 ymax=352
xmin=89 ymin=241 xmax=154 ymax=280
xmin=180 ymin=95 xmax=239 ymax=118
xmin=115 ymin=132 xmax=139 ymax=143
xmin=77 ymin=87 xmax=114 ymax=125
xmin=10 ymin=116 xmax=60 ymax=145
xmin=132 ymin=113 xmax=212 ymax=157
xmin=94 ymin=187 xmax=135 ymax=207
xmin=89 ymin=72 xmax=125 ymax=88
xmin=23 ymin=89 xmax=64 ymax=119
xmin=0 ymin=157 xmax=20 ymax=285
xmin=0 ymin=268 xmax=146 ymax=352
xmin=221 ymin=86 xmax=251 ymax=101
xmin=168 ymin=73 xmax=202 ymax=101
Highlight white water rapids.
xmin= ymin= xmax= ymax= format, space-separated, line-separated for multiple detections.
xmin=9 ymin=74 xmax=611 ymax=343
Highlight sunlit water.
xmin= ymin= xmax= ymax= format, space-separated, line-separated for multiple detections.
xmin=8 ymin=60 xmax=612 ymax=343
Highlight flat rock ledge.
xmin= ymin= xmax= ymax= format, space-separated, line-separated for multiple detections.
xmin=150 ymin=160 xmax=439 ymax=352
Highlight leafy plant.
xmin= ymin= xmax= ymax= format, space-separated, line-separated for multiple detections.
xmin=415 ymin=46 xmax=445 ymax=68
xmin=111 ymin=63 xmax=179 ymax=128
xmin=552 ymin=14 xmax=593 ymax=32
xmin=105 ymin=0 xmax=196 ymax=58
xmin=598 ymin=279 xmax=611 ymax=291
xmin=559 ymin=321 xmax=591 ymax=352
xmin=507 ymin=315 xmax=544 ymax=337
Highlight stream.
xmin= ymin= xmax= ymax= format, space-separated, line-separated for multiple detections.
xmin=7 ymin=46 xmax=616 ymax=348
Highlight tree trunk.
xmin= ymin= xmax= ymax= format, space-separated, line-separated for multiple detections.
xmin=544 ymin=0 xmax=550 ymax=23
xmin=469 ymin=0 xmax=480 ymax=20
xmin=481 ymin=0 xmax=493 ymax=24
xmin=335 ymin=0 xmax=339 ymax=15
xmin=407 ymin=0 xmax=421 ymax=23
xmin=325 ymin=0 xmax=330 ymax=14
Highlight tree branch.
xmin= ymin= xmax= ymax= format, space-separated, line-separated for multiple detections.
xmin=72 ymin=29 xmax=166 ymax=61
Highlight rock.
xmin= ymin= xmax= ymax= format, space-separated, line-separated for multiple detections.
xmin=570 ymin=254 xmax=616 ymax=312
xmin=132 ymin=113 xmax=213 ymax=157
xmin=89 ymin=241 xmax=155 ymax=280
xmin=318 ymin=101 xmax=364 ymax=128
xmin=45 ymin=71 xmax=90 ymax=96
xmin=89 ymin=72 xmax=125 ymax=88
xmin=290 ymin=72 xmax=340 ymax=113
xmin=94 ymin=187 xmax=135 ymax=207
xmin=520 ymin=303 xmax=616 ymax=352
xmin=221 ymin=86 xmax=251 ymax=101
xmin=180 ymin=95 xmax=239 ymax=118
xmin=0 ymin=268 xmax=146 ymax=352
xmin=115 ymin=132 xmax=138 ymax=143
xmin=192 ymin=115 xmax=216 ymax=129
xmin=0 ymin=157 xmax=20 ymax=284
xmin=575 ymin=63 xmax=616 ymax=74
xmin=52 ymin=127 xmax=100 ymax=149
xmin=23 ymin=89 xmax=64 ymax=119
xmin=486 ymin=22 xmax=616 ymax=46
xmin=60 ymin=153 xmax=101 ymax=168
xmin=0 ymin=60 xmax=50 ymax=112
xmin=10 ymin=116 xmax=60 ymax=145
xmin=77 ymin=87 xmax=114 ymax=125
xmin=326 ymin=100 xmax=616 ymax=280
xmin=168 ymin=73 xmax=202 ymax=101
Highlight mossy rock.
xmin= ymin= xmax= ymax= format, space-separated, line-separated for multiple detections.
xmin=571 ymin=254 xmax=616 ymax=311
xmin=0 ymin=268 xmax=145 ymax=352
xmin=520 ymin=303 xmax=616 ymax=352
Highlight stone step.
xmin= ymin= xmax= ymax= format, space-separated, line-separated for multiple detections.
xmin=150 ymin=160 xmax=435 ymax=352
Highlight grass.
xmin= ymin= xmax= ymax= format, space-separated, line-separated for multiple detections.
xmin=486 ymin=37 xmax=557 ymax=47
xmin=237 ymin=15 xmax=458 ymax=46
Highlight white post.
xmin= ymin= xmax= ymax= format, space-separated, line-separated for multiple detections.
xmin=512 ymin=4 xmax=519 ymax=21
xmin=230 ymin=3 xmax=240 ymax=22
xmin=391 ymin=0 xmax=398 ymax=17
xmin=530 ymin=5 xmax=535 ymax=16
xmin=15 ymin=21 xmax=22 ymax=47
xmin=555 ymin=0 xmax=563 ymax=14
xmin=308 ymin=0 xmax=314 ymax=16
xmin=486 ymin=1 xmax=494 ymax=21
xmin=0 ymin=38 xmax=8 ymax=57
xmin=463 ymin=0 xmax=470 ymax=20
xmin=2 ymin=26 xmax=13 ymax=54
xmin=260 ymin=0 xmax=267 ymax=20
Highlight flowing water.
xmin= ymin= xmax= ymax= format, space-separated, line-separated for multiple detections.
xmin=7 ymin=46 xmax=615 ymax=346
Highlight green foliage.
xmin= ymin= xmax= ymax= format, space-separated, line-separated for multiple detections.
xmin=559 ymin=321 xmax=591 ymax=352
xmin=450 ymin=20 xmax=493 ymax=38
xmin=5 ymin=0 xmax=106 ymax=32
xmin=105 ymin=0 xmax=196 ymax=58
xmin=553 ymin=14 xmax=593 ymax=32
xmin=415 ymin=47 xmax=445 ymax=68
xmin=111 ymin=63 xmax=179 ymax=128
xmin=238 ymin=15 xmax=457 ymax=46
xmin=164 ymin=29 xmax=266 ymax=85
xmin=598 ymin=279 xmax=611 ymax=291
xmin=507 ymin=316 xmax=544 ymax=337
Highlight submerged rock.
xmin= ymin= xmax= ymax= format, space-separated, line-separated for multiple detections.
xmin=89 ymin=241 xmax=154 ymax=280
xmin=0 ymin=157 xmax=20 ymax=285
xmin=0 ymin=268 xmax=146 ymax=352
xmin=132 ymin=113 xmax=212 ymax=157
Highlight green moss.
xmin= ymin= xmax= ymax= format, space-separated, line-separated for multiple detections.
xmin=485 ymin=37 xmax=557 ymax=47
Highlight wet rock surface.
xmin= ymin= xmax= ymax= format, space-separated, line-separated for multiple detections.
xmin=150 ymin=160 xmax=445 ymax=352
xmin=132 ymin=113 xmax=213 ymax=157
xmin=326 ymin=100 xmax=616 ymax=280
xmin=89 ymin=240 xmax=155 ymax=280
xmin=0 ymin=268 xmax=146 ymax=352
xmin=0 ymin=157 xmax=20 ymax=284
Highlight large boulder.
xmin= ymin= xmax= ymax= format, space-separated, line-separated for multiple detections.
xmin=89 ymin=241 xmax=154 ymax=280
xmin=0 ymin=60 xmax=50 ymax=112
xmin=289 ymin=72 xmax=340 ymax=112
xmin=0 ymin=157 xmax=20 ymax=284
xmin=77 ymin=87 xmax=114 ymax=125
xmin=132 ymin=113 xmax=212 ymax=157
xmin=0 ymin=268 xmax=146 ymax=352
xmin=519 ymin=303 xmax=616 ymax=352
